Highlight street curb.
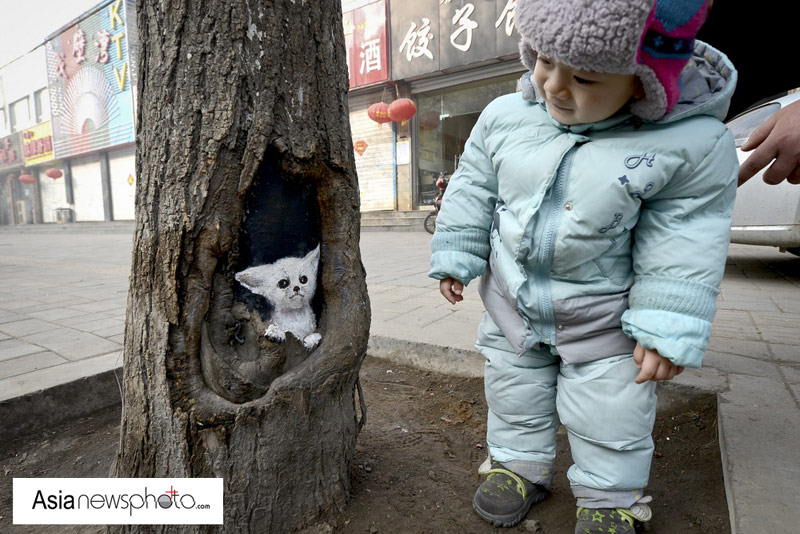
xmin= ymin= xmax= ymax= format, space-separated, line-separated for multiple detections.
xmin=367 ymin=335 xmax=485 ymax=378
xmin=2 ymin=367 xmax=123 ymax=441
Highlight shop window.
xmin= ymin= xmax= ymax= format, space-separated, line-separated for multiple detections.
xmin=414 ymin=74 xmax=519 ymax=207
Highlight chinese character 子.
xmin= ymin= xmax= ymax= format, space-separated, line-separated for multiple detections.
xmin=450 ymin=4 xmax=478 ymax=52
xmin=360 ymin=38 xmax=382 ymax=75
xmin=399 ymin=18 xmax=434 ymax=62
xmin=72 ymin=29 xmax=86 ymax=64
xmin=95 ymin=29 xmax=112 ymax=64
xmin=495 ymin=0 xmax=517 ymax=37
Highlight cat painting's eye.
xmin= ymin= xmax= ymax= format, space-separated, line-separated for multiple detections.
xmin=278 ymin=279 xmax=290 ymax=289
xmin=299 ymin=275 xmax=308 ymax=284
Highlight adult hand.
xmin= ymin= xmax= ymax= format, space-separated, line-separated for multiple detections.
xmin=738 ymin=99 xmax=800 ymax=186
xmin=633 ymin=343 xmax=684 ymax=384
xmin=439 ymin=277 xmax=464 ymax=304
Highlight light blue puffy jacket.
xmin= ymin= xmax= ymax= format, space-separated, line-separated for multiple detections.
xmin=429 ymin=42 xmax=738 ymax=369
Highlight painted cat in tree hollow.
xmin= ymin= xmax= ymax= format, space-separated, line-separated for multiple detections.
xmin=235 ymin=245 xmax=321 ymax=350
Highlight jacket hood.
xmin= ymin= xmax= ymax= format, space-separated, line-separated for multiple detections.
xmin=520 ymin=40 xmax=737 ymax=129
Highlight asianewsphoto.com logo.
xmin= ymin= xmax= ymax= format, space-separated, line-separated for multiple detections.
xmin=14 ymin=478 xmax=223 ymax=525
xmin=31 ymin=484 xmax=209 ymax=514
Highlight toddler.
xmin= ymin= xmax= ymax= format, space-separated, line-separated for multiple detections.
xmin=428 ymin=0 xmax=738 ymax=532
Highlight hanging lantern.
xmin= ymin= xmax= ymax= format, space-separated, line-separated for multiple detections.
xmin=45 ymin=168 xmax=63 ymax=179
xmin=18 ymin=173 xmax=35 ymax=185
xmin=367 ymin=102 xmax=391 ymax=124
xmin=388 ymin=98 xmax=417 ymax=126
xmin=418 ymin=110 xmax=440 ymax=131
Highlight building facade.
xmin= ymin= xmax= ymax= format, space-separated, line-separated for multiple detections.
xmin=0 ymin=0 xmax=137 ymax=225
xmin=347 ymin=0 xmax=524 ymax=212
xmin=1 ymin=0 xmax=523 ymax=224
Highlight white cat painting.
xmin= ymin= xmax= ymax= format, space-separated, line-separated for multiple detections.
xmin=235 ymin=245 xmax=321 ymax=350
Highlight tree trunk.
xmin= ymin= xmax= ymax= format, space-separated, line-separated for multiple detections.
xmin=112 ymin=1 xmax=369 ymax=532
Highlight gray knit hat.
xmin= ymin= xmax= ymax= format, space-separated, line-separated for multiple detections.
xmin=516 ymin=0 xmax=712 ymax=120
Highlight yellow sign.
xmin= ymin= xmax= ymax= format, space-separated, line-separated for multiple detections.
xmin=22 ymin=121 xmax=55 ymax=166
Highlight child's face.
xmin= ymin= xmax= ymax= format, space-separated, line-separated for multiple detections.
xmin=533 ymin=55 xmax=637 ymax=125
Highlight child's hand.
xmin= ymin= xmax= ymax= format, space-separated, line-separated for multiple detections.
xmin=633 ymin=343 xmax=684 ymax=384
xmin=439 ymin=277 xmax=464 ymax=304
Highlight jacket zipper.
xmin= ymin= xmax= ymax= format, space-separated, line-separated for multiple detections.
xmin=534 ymin=145 xmax=575 ymax=345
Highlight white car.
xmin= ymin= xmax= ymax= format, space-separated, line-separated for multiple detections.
xmin=726 ymin=91 xmax=800 ymax=256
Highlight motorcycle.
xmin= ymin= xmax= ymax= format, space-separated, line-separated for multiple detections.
xmin=424 ymin=172 xmax=449 ymax=234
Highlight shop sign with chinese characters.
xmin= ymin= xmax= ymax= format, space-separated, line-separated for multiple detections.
xmin=44 ymin=0 xmax=135 ymax=159
xmin=22 ymin=122 xmax=56 ymax=166
xmin=390 ymin=0 xmax=519 ymax=79
xmin=0 ymin=134 xmax=24 ymax=171
xmin=344 ymin=0 xmax=389 ymax=89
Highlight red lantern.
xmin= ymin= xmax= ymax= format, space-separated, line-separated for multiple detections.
xmin=45 ymin=168 xmax=63 ymax=179
xmin=418 ymin=110 xmax=440 ymax=131
xmin=367 ymin=102 xmax=391 ymax=124
xmin=18 ymin=173 xmax=35 ymax=184
xmin=388 ymin=98 xmax=417 ymax=126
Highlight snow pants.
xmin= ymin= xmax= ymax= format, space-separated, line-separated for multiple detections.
xmin=476 ymin=323 xmax=658 ymax=509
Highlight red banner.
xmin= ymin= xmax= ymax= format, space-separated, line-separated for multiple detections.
xmin=344 ymin=0 xmax=389 ymax=89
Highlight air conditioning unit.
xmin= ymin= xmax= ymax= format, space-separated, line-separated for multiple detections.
xmin=54 ymin=207 xmax=74 ymax=223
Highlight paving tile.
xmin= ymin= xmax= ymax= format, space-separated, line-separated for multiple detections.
xmin=703 ymin=351 xmax=782 ymax=380
xmin=60 ymin=314 xmax=123 ymax=330
xmin=0 ymin=318 xmax=54 ymax=337
xmin=770 ymin=343 xmax=800 ymax=364
xmin=706 ymin=337 xmax=771 ymax=359
xmin=21 ymin=328 xmax=122 ymax=361
xmin=0 ymin=351 xmax=123 ymax=402
xmin=0 ymin=351 xmax=68 ymax=379
xmin=68 ymin=299 xmax=127 ymax=314
xmin=718 ymin=375 xmax=800 ymax=534
xmin=0 ymin=339 xmax=45 ymax=362
xmin=26 ymin=307 xmax=90 ymax=322
xmin=0 ymin=314 xmax=26 ymax=327
xmin=781 ymin=366 xmax=800 ymax=385
xmin=90 ymin=323 xmax=126 ymax=338
xmin=711 ymin=309 xmax=763 ymax=341
xmin=0 ymin=297 xmax=46 ymax=311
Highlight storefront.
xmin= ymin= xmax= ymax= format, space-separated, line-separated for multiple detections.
xmin=42 ymin=0 xmax=137 ymax=222
xmin=413 ymin=71 xmax=521 ymax=205
xmin=0 ymin=132 xmax=38 ymax=224
xmin=389 ymin=0 xmax=525 ymax=208
xmin=343 ymin=0 xmax=399 ymax=212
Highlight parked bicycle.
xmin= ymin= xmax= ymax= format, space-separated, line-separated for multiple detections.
xmin=424 ymin=172 xmax=450 ymax=234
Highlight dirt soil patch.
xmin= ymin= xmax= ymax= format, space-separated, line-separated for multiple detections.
xmin=0 ymin=356 xmax=729 ymax=533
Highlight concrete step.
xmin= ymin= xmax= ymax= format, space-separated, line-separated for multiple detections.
xmin=361 ymin=210 xmax=433 ymax=232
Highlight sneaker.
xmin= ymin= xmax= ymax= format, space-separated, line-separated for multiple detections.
xmin=472 ymin=462 xmax=549 ymax=527
xmin=575 ymin=506 xmax=650 ymax=534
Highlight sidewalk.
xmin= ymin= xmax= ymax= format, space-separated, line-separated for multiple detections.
xmin=1 ymin=223 xmax=799 ymax=534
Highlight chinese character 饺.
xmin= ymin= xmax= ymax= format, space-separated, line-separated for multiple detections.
xmin=95 ymin=29 xmax=112 ymax=64
xmin=450 ymin=4 xmax=478 ymax=52
xmin=360 ymin=38 xmax=382 ymax=75
xmin=72 ymin=29 xmax=86 ymax=64
xmin=495 ymin=0 xmax=517 ymax=37
xmin=399 ymin=18 xmax=434 ymax=62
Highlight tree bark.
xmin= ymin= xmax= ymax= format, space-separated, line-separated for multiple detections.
xmin=112 ymin=1 xmax=369 ymax=532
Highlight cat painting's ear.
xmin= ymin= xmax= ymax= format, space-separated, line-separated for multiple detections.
xmin=235 ymin=267 xmax=258 ymax=292
xmin=304 ymin=245 xmax=320 ymax=267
